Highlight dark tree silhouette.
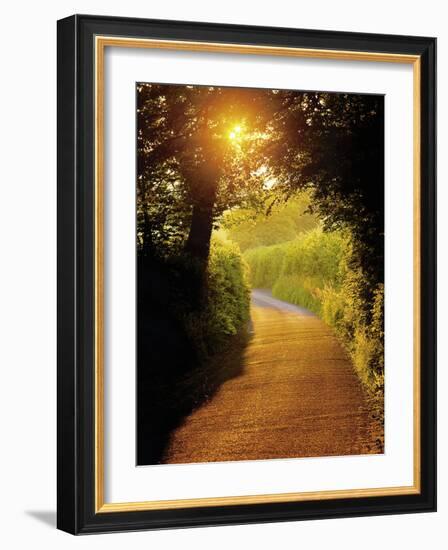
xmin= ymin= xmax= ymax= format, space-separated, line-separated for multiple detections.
xmin=137 ymin=83 xmax=276 ymax=268
xmin=136 ymin=83 xmax=384 ymax=464
xmin=137 ymin=86 xmax=383 ymax=287
xmin=268 ymin=91 xmax=384 ymax=287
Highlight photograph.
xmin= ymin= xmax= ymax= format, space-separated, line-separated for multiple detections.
xmin=54 ymin=12 xmax=436 ymax=534
xmin=0 ymin=0 xmax=442 ymax=542
xmin=136 ymin=82 xmax=385 ymax=466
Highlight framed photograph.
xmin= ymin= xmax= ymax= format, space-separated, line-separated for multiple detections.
xmin=57 ymin=14 xmax=436 ymax=534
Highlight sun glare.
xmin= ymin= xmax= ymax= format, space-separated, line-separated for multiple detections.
xmin=228 ymin=124 xmax=243 ymax=141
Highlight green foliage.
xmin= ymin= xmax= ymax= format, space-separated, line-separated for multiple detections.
xmin=321 ymin=272 xmax=384 ymax=397
xmin=244 ymin=228 xmax=384 ymax=398
xmin=136 ymin=83 xmax=385 ymax=462
xmin=353 ymin=283 xmax=384 ymax=392
xmin=246 ymin=228 xmax=345 ymax=310
xmin=267 ymin=91 xmax=385 ymax=301
xmin=273 ymin=275 xmax=323 ymax=315
xmin=183 ymin=236 xmax=251 ymax=357
xmin=223 ymin=193 xmax=318 ymax=251
xmin=244 ymin=244 xmax=287 ymax=289
xmin=137 ymin=84 xmax=384 ymax=299
xmin=137 ymin=236 xmax=251 ymax=463
xmin=137 ymin=83 xmax=280 ymax=260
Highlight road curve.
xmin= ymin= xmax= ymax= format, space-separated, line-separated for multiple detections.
xmin=163 ymin=289 xmax=381 ymax=464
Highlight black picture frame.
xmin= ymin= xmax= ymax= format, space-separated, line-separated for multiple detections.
xmin=57 ymin=14 xmax=436 ymax=534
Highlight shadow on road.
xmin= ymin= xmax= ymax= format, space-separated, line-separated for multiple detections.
xmin=137 ymin=258 xmax=252 ymax=466
xmin=137 ymin=329 xmax=251 ymax=466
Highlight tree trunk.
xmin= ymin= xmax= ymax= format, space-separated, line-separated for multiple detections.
xmin=185 ymin=202 xmax=215 ymax=262
xmin=183 ymin=178 xmax=217 ymax=308
xmin=184 ymin=176 xmax=218 ymax=264
xmin=141 ymin=210 xmax=154 ymax=257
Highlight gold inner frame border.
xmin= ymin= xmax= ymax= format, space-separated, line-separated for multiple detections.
xmin=94 ymin=35 xmax=421 ymax=513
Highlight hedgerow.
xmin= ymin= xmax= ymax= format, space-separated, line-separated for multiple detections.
xmin=183 ymin=236 xmax=251 ymax=357
xmin=244 ymin=228 xmax=384 ymax=400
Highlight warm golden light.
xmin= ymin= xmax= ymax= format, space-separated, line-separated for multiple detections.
xmin=228 ymin=124 xmax=243 ymax=141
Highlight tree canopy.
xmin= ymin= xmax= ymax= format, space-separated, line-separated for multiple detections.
xmin=137 ymin=83 xmax=384 ymax=295
xmin=137 ymin=83 xmax=277 ymax=261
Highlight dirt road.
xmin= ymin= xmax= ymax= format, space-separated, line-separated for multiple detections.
xmin=163 ymin=289 xmax=381 ymax=463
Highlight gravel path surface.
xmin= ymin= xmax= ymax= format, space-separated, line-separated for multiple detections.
xmin=163 ymin=289 xmax=381 ymax=464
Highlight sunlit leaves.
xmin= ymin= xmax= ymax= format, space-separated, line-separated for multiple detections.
xmin=137 ymin=81 xmax=384 ymax=301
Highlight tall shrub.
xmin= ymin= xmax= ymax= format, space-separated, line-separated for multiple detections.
xmin=184 ymin=236 xmax=251 ymax=357
xmin=244 ymin=229 xmax=384 ymax=398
